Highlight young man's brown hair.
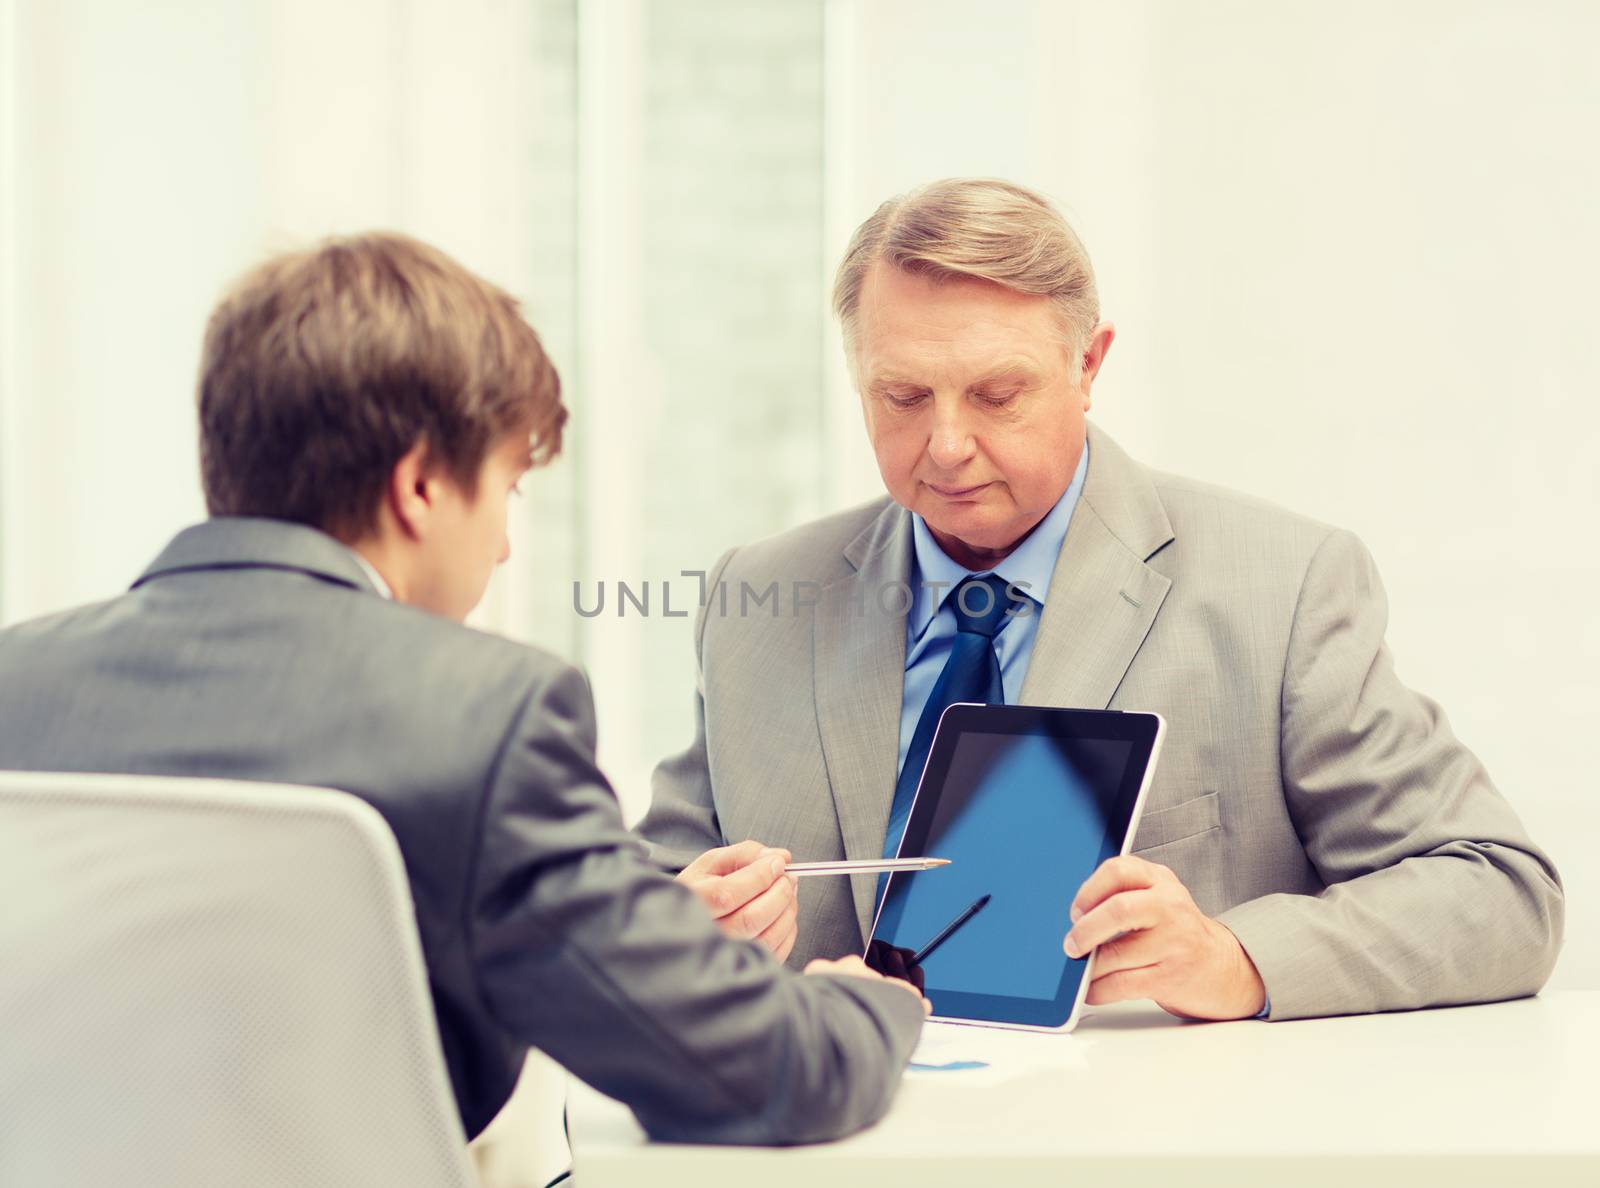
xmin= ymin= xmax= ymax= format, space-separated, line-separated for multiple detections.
xmin=197 ymin=232 xmax=566 ymax=540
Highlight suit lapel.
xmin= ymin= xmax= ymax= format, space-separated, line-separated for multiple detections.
xmin=1017 ymin=501 xmax=1172 ymax=708
xmin=809 ymin=427 xmax=1174 ymax=937
xmin=813 ymin=503 xmax=912 ymax=936
xmin=1019 ymin=425 xmax=1176 ymax=709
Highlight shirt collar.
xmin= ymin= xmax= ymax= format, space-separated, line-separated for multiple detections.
xmin=344 ymin=547 xmax=394 ymax=599
xmin=135 ymin=517 xmax=381 ymax=595
xmin=908 ymin=442 xmax=1089 ymax=638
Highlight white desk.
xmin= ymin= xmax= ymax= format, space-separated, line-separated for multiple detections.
xmin=569 ymin=990 xmax=1599 ymax=1186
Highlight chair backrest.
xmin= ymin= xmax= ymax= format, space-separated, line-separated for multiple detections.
xmin=0 ymin=771 xmax=478 ymax=1188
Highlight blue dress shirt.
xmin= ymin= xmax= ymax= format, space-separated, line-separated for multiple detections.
xmin=894 ymin=446 xmax=1271 ymax=1019
xmin=895 ymin=445 xmax=1089 ymax=776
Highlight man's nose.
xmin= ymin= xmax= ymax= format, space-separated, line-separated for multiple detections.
xmin=498 ymin=534 xmax=512 ymax=565
xmin=926 ymin=401 xmax=978 ymax=470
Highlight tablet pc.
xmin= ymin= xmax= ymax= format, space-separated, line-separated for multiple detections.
xmin=866 ymin=703 xmax=1166 ymax=1032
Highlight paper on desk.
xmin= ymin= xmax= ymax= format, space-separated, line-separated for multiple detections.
xmin=906 ymin=1020 xmax=1086 ymax=1085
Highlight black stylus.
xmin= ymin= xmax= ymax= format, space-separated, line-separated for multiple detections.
xmin=908 ymin=893 xmax=992 ymax=968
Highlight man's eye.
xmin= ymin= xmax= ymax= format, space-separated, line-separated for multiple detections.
xmin=886 ymin=393 xmax=925 ymax=409
xmin=976 ymin=390 xmax=1019 ymax=408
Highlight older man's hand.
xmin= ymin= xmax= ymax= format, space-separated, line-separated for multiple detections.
xmin=1064 ymin=855 xmax=1266 ymax=1021
xmin=676 ymin=840 xmax=799 ymax=962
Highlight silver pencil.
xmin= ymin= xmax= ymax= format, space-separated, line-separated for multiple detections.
xmin=786 ymin=857 xmax=951 ymax=878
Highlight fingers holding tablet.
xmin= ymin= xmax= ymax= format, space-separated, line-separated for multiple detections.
xmin=867 ymin=705 xmax=1167 ymax=1031
xmin=1063 ymin=856 xmax=1266 ymax=1020
xmin=1068 ymin=853 xmax=1164 ymax=925
xmin=1064 ymin=855 xmax=1170 ymax=955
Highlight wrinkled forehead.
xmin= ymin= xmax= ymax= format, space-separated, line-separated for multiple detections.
xmin=851 ymin=263 xmax=1072 ymax=387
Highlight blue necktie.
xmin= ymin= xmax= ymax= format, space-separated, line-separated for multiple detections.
xmin=878 ymin=573 xmax=1023 ymax=906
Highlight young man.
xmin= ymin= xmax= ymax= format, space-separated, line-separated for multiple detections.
xmin=0 ymin=233 xmax=925 ymax=1146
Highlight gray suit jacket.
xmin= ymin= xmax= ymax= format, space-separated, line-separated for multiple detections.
xmin=640 ymin=424 xmax=1565 ymax=1019
xmin=0 ymin=518 xmax=923 ymax=1144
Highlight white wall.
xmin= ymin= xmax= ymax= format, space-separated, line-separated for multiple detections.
xmin=0 ymin=0 xmax=543 ymax=636
xmin=829 ymin=0 xmax=1600 ymax=989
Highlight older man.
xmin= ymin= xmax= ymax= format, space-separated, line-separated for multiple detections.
xmin=642 ymin=177 xmax=1564 ymax=1022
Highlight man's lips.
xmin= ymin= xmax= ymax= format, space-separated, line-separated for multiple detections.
xmin=925 ymin=481 xmax=991 ymax=499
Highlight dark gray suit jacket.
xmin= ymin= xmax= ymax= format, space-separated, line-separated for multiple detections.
xmin=0 ymin=518 xmax=923 ymax=1144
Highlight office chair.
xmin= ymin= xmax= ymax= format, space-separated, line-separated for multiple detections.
xmin=0 ymin=771 xmax=478 ymax=1188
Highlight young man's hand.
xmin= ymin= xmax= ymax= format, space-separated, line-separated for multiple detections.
xmin=806 ymin=954 xmax=932 ymax=1015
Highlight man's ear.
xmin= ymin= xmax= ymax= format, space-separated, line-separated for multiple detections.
xmin=385 ymin=439 xmax=436 ymax=541
xmin=1078 ymin=322 xmax=1116 ymax=410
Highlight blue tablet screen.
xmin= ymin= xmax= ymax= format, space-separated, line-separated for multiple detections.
xmin=870 ymin=717 xmax=1144 ymax=1025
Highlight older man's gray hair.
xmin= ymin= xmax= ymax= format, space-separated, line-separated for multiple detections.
xmin=832 ymin=177 xmax=1100 ymax=368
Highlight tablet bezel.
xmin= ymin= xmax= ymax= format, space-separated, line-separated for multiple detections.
xmin=866 ymin=703 xmax=1166 ymax=1032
